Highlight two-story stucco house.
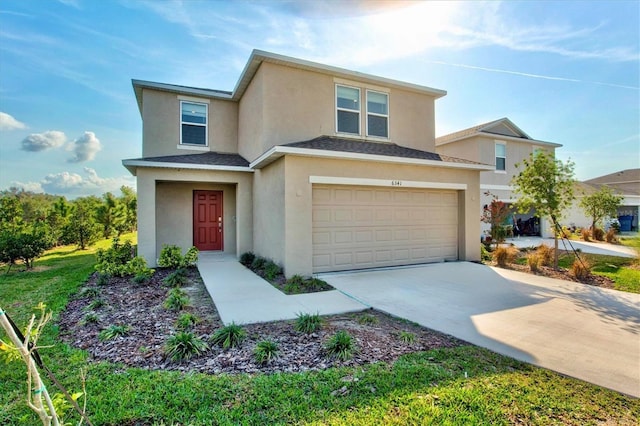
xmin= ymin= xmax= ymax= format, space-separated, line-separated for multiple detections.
xmin=435 ymin=118 xmax=562 ymax=238
xmin=123 ymin=50 xmax=492 ymax=276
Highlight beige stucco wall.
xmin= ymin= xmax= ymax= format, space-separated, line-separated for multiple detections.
xmin=141 ymin=89 xmax=238 ymax=158
xmin=252 ymin=157 xmax=286 ymax=265
xmin=269 ymin=155 xmax=481 ymax=276
xmin=238 ymin=62 xmax=439 ymax=163
xmin=135 ymin=167 xmax=253 ymax=266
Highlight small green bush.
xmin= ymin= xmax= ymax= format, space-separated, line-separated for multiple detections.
xmin=158 ymin=245 xmax=199 ymax=268
xmin=480 ymin=244 xmax=492 ymax=262
xmin=250 ymin=256 xmax=267 ymax=271
xmin=164 ymin=288 xmax=189 ymax=311
xmin=165 ymin=331 xmax=209 ymax=362
xmin=283 ymin=276 xmax=333 ymax=294
xmin=398 ymin=331 xmax=416 ymax=344
xmin=294 ymin=312 xmax=322 ymax=334
xmin=356 ymin=313 xmax=379 ymax=326
xmin=324 ymin=330 xmax=355 ymax=361
xmin=126 ymin=256 xmax=155 ymax=279
xmin=263 ymin=261 xmax=282 ymax=281
xmin=99 ymin=324 xmax=130 ymax=341
xmin=86 ymin=299 xmax=105 ymax=310
xmin=254 ymin=340 xmax=279 ymax=365
xmin=211 ymin=323 xmax=246 ymax=349
xmin=80 ymin=287 xmax=100 ymax=298
xmin=176 ymin=313 xmax=199 ymax=330
xmin=240 ymin=252 xmax=256 ymax=266
xmin=82 ymin=313 xmax=99 ymax=325
xmin=95 ymin=238 xmax=135 ymax=276
xmin=163 ymin=268 xmax=188 ymax=287
xmin=182 ymin=247 xmax=199 ymax=267
xmin=96 ymin=272 xmax=111 ymax=286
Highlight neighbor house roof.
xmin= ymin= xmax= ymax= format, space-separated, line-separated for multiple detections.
xmin=122 ymin=152 xmax=251 ymax=175
xmin=583 ymin=168 xmax=640 ymax=196
xmin=250 ymin=136 xmax=493 ymax=170
xmin=132 ymin=50 xmax=447 ymax=115
xmin=436 ymin=117 xmax=562 ymax=148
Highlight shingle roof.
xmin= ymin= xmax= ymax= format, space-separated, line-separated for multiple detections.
xmin=132 ymin=151 xmax=249 ymax=167
xmin=282 ymin=136 xmax=486 ymax=165
xmin=436 ymin=118 xmax=528 ymax=144
xmin=583 ymin=168 xmax=640 ymax=196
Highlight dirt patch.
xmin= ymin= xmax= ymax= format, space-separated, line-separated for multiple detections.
xmin=58 ymin=268 xmax=463 ymax=374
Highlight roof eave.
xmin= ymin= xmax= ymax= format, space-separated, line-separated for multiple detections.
xmin=122 ymin=159 xmax=253 ymax=175
xmin=437 ymin=132 xmax=562 ymax=148
xmin=250 ymin=146 xmax=493 ymax=171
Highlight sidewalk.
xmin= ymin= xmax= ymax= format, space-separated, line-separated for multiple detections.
xmin=504 ymin=236 xmax=637 ymax=258
xmin=197 ymin=252 xmax=366 ymax=325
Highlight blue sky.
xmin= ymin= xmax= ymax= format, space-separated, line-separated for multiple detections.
xmin=0 ymin=0 xmax=638 ymax=197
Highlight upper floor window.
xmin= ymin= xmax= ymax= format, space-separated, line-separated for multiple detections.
xmin=366 ymin=90 xmax=388 ymax=138
xmin=495 ymin=143 xmax=506 ymax=171
xmin=181 ymin=101 xmax=207 ymax=146
xmin=336 ymin=85 xmax=360 ymax=135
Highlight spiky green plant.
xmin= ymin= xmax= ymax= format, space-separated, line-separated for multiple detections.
xmin=165 ymin=331 xmax=209 ymax=362
xmin=325 ymin=330 xmax=355 ymax=361
xmin=294 ymin=312 xmax=322 ymax=334
xmin=211 ymin=323 xmax=246 ymax=349
xmin=254 ymin=340 xmax=279 ymax=365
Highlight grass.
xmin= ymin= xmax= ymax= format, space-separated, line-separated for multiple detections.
xmin=555 ymin=252 xmax=640 ymax=294
xmin=2 ymin=232 xmax=639 ymax=424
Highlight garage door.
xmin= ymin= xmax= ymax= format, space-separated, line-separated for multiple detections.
xmin=312 ymin=185 xmax=458 ymax=273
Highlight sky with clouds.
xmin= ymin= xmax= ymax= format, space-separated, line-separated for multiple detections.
xmin=0 ymin=0 xmax=638 ymax=197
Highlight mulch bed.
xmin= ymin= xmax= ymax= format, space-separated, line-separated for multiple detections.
xmin=58 ymin=268 xmax=463 ymax=374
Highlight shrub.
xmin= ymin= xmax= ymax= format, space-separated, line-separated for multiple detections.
xmin=163 ymin=268 xmax=188 ymax=287
xmin=176 ymin=313 xmax=199 ymax=330
xmin=254 ymin=340 xmax=279 ymax=365
xmin=480 ymin=244 xmax=492 ymax=262
xmin=356 ymin=313 xmax=379 ymax=326
xmin=250 ymin=256 xmax=267 ymax=271
xmin=324 ymin=330 xmax=355 ymax=361
xmin=527 ymin=253 xmax=542 ymax=273
xmin=158 ymin=245 xmax=199 ymax=268
xmin=492 ymin=246 xmax=519 ymax=267
xmin=398 ymin=331 xmax=416 ymax=344
xmin=126 ymin=256 xmax=155 ymax=279
xmin=581 ymin=228 xmax=591 ymax=242
xmin=80 ymin=287 xmax=99 ymax=298
xmin=571 ymin=259 xmax=591 ymax=281
xmin=86 ymin=299 xmax=105 ymax=310
xmin=211 ymin=323 xmax=246 ymax=349
xmin=95 ymin=238 xmax=135 ymax=276
xmin=96 ymin=272 xmax=111 ymax=286
xmin=535 ymin=244 xmax=554 ymax=267
xmin=240 ymin=252 xmax=256 ymax=266
xmin=132 ymin=273 xmax=150 ymax=284
xmin=263 ymin=261 xmax=283 ymax=281
xmin=284 ymin=276 xmax=333 ymax=294
xmin=294 ymin=312 xmax=322 ymax=334
xmin=99 ymin=324 xmax=130 ymax=341
xmin=592 ymin=227 xmax=605 ymax=241
xmin=605 ymin=228 xmax=618 ymax=244
xmin=165 ymin=331 xmax=209 ymax=362
xmin=164 ymin=288 xmax=189 ymax=311
xmin=82 ymin=313 xmax=99 ymax=325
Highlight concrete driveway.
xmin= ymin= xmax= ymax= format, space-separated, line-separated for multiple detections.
xmin=320 ymin=262 xmax=640 ymax=397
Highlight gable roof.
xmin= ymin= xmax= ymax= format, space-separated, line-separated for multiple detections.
xmin=583 ymin=168 xmax=640 ymax=196
xmin=251 ymin=136 xmax=493 ymax=170
xmin=133 ymin=50 xmax=447 ymax=114
xmin=436 ymin=117 xmax=561 ymax=148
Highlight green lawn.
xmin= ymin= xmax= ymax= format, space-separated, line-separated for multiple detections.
xmin=2 ymin=235 xmax=639 ymax=425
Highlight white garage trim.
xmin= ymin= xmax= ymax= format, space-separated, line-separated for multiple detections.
xmin=309 ymin=176 xmax=467 ymax=190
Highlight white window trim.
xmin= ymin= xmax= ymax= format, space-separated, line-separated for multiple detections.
xmin=365 ymin=90 xmax=389 ymax=139
xmin=335 ymin=84 xmax=361 ymax=136
xmin=180 ymin=100 xmax=208 ymax=147
xmin=495 ymin=142 xmax=506 ymax=173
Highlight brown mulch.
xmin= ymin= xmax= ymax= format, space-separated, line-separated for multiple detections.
xmin=501 ymin=263 xmax=615 ymax=289
xmin=58 ymin=268 xmax=463 ymax=374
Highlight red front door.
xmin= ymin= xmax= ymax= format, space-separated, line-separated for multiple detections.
xmin=193 ymin=190 xmax=223 ymax=251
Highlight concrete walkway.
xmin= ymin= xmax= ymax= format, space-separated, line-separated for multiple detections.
xmin=197 ymin=252 xmax=366 ymax=325
xmin=320 ymin=262 xmax=640 ymax=397
xmin=505 ymin=236 xmax=637 ymax=258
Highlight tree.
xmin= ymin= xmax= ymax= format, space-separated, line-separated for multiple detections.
xmin=511 ymin=151 xmax=575 ymax=268
xmin=580 ymin=186 xmax=623 ymax=231
xmin=481 ymin=192 xmax=512 ymax=246
xmin=118 ymin=186 xmax=137 ymax=232
xmin=62 ymin=198 xmax=101 ymax=249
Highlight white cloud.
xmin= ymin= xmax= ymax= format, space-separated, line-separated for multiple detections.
xmin=0 ymin=112 xmax=27 ymax=130
xmin=20 ymin=130 xmax=67 ymax=152
xmin=67 ymin=131 xmax=102 ymax=162
xmin=11 ymin=168 xmax=136 ymax=197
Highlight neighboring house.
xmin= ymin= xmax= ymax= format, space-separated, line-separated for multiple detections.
xmin=564 ymin=169 xmax=640 ymax=232
xmin=435 ymin=118 xmax=562 ymax=238
xmin=123 ymin=50 xmax=492 ymax=276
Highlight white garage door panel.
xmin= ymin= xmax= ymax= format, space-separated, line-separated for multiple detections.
xmin=312 ymin=185 xmax=459 ymax=273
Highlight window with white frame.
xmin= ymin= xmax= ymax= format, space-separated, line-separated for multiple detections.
xmin=180 ymin=101 xmax=208 ymax=146
xmin=336 ymin=85 xmax=360 ymax=135
xmin=495 ymin=143 xmax=506 ymax=171
xmin=366 ymin=90 xmax=388 ymax=138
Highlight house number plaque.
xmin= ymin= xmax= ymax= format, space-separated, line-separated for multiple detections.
xmin=391 ymin=180 xmax=403 ymax=186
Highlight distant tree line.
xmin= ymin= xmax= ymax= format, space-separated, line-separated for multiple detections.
xmin=0 ymin=186 xmax=136 ymax=271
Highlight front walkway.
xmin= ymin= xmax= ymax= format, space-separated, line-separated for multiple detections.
xmin=197 ymin=252 xmax=366 ymax=325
